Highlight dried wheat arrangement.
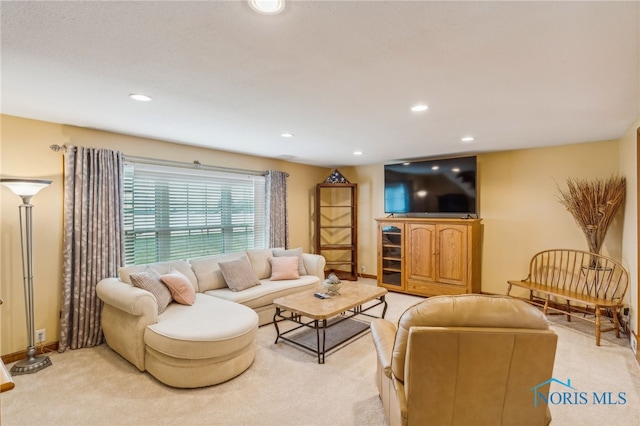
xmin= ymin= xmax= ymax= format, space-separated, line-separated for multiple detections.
xmin=557 ymin=175 xmax=626 ymax=255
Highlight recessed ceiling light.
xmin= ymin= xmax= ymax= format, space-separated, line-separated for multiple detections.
xmin=129 ymin=93 xmax=152 ymax=102
xmin=249 ymin=0 xmax=285 ymax=14
xmin=353 ymin=151 xmax=363 ymax=156
xmin=461 ymin=136 xmax=475 ymax=142
xmin=280 ymin=132 xmax=294 ymax=138
xmin=411 ymin=104 xmax=428 ymax=112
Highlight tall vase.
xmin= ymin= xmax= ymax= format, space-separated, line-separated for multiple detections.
xmin=585 ymin=232 xmax=601 ymax=268
xmin=586 ymin=233 xmax=600 ymax=256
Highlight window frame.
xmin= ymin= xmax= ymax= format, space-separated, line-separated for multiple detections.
xmin=122 ymin=158 xmax=267 ymax=265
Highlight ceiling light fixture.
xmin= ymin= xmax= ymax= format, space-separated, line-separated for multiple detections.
xmin=280 ymin=133 xmax=294 ymax=138
xmin=411 ymin=104 xmax=428 ymax=112
xmin=129 ymin=93 xmax=152 ymax=102
xmin=461 ymin=136 xmax=475 ymax=142
xmin=249 ymin=0 xmax=285 ymax=15
xmin=353 ymin=151 xmax=363 ymax=156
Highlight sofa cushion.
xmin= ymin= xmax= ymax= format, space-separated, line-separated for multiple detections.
xmin=245 ymin=249 xmax=273 ymax=279
xmin=272 ymin=247 xmax=307 ymax=275
xmin=130 ymin=268 xmax=173 ymax=314
xmin=268 ymin=256 xmax=300 ymax=280
xmin=204 ymin=275 xmax=318 ymax=309
xmin=218 ymin=255 xmax=261 ymax=292
xmin=161 ymin=268 xmax=196 ymax=305
xmin=189 ymin=252 xmax=244 ymax=292
xmin=119 ymin=260 xmax=199 ymax=292
xmin=145 ymin=294 xmax=258 ymax=360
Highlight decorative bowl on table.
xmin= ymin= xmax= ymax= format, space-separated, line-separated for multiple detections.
xmin=322 ymin=273 xmax=343 ymax=295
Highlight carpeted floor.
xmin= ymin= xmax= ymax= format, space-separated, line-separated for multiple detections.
xmin=2 ymin=283 xmax=639 ymax=426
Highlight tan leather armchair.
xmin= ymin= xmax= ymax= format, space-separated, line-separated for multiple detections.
xmin=371 ymin=294 xmax=558 ymax=426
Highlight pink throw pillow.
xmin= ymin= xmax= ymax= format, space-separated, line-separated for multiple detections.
xmin=269 ymin=256 xmax=300 ymax=281
xmin=161 ymin=267 xmax=196 ymax=305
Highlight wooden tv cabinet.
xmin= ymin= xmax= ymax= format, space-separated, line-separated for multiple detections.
xmin=376 ymin=217 xmax=482 ymax=297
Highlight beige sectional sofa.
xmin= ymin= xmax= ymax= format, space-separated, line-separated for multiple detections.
xmin=96 ymin=248 xmax=325 ymax=388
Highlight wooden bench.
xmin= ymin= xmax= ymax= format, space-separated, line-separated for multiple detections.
xmin=507 ymin=249 xmax=628 ymax=346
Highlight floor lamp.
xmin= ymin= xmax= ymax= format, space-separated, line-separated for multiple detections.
xmin=1 ymin=178 xmax=52 ymax=375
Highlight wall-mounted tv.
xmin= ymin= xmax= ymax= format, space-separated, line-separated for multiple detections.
xmin=384 ymin=156 xmax=478 ymax=217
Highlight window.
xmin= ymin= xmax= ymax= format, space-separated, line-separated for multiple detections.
xmin=384 ymin=182 xmax=409 ymax=213
xmin=123 ymin=161 xmax=266 ymax=265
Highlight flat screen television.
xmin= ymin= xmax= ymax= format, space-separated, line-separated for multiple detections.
xmin=384 ymin=156 xmax=478 ymax=217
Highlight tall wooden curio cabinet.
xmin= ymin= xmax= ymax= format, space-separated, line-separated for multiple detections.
xmin=315 ymin=170 xmax=358 ymax=280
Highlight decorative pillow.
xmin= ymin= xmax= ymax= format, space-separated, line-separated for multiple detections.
xmin=160 ymin=267 xmax=196 ymax=305
xmin=130 ymin=268 xmax=172 ymax=313
xmin=272 ymin=247 xmax=307 ymax=276
xmin=218 ymin=255 xmax=261 ymax=292
xmin=268 ymin=256 xmax=300 ymax=281
xmin=245 ymin=248 xmax=274 ymax=279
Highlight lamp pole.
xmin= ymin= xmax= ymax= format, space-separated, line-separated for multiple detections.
xmin=1 ymin=178 xmax=52 ymax=375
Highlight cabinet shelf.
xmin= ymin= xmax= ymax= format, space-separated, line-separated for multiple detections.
xmin=316 ymin=181 xmax=358 ymax=281
xmin=319 ymin=244 xmax=355 ymax=250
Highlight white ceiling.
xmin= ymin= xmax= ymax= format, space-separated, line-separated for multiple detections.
xmin=1 ymin=1 xmax=639 ymax=167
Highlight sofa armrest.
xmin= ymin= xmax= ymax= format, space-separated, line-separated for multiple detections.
xmin=302 ymin=253 xmax=326 ymax=282
xmin=96 ymin=277 xmax=158 ymax=371
xmin=371 ymin=318 xmax=397 ymax=378
xmin=96 ymin=277 xmax=158 ymax=318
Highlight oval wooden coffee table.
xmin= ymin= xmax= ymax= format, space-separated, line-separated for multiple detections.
xmin=273 ymin=283 xmax=387 ymax=363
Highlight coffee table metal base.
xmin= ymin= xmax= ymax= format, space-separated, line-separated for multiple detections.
xmin=273 ymin=296 xmax=387 ymax=364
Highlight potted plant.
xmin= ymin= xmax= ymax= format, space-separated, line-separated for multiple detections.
xmin=557 ymin=175 xmax=626 ymax=256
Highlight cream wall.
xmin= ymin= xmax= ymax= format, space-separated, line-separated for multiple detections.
xmin=352 ymin=139 xmax=629 ymax=299
xmin=2 ymin=113 xmax=636 ymax=357
xmin=0 ymin=114 xmax=329 ymax=355
xmin=619 ymin=118 xmax=639 ymax=336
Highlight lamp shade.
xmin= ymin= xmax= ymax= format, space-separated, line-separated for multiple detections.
xmin=1 ymin=179 xmax=52 ymax=198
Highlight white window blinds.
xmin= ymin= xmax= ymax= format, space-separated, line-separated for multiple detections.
xmin=123 ymin=161 xmax=266 ymax=265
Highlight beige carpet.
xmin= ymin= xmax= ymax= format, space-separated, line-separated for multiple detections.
xmin=2 ymin=283 xmax=639 ymax=426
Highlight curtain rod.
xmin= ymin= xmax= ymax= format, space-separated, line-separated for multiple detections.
xmin=124 ymin=155 xmax=269 ymax=177
xmin=49 ymin=144 xmax=69 ymax=152
xmin=50 ymin=145 xmax=288 ymax=177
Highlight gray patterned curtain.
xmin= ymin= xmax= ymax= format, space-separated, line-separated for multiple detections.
xmin=59 ymin=146 xmax=124 ymax=351
xmin=266 ymin=170 xmax=289 ymax=248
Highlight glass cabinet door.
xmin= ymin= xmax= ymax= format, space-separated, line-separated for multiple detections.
xmin=379 ymin=224 xmax=403 ymax=288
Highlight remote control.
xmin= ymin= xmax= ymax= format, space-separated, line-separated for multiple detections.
xmin=314 ymin=292 xmax=329 ymax=299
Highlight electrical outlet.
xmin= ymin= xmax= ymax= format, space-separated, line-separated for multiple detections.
xmin=631 ymin=333 xmax=638 ymax=355
xmin=361 ymin=266 xmax=365 ymax=273
xmin=36 ymin=329 xmax=46 ymax=344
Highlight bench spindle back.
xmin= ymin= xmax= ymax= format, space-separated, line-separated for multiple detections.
xmin=528 ymin=249 xmax=627 ymax=302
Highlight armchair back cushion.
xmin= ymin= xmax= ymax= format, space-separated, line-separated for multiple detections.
xmin=392 ymin=294 xmax=550 ymax=381
xmin=390 ymin=294 xmax=557 ymax=426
